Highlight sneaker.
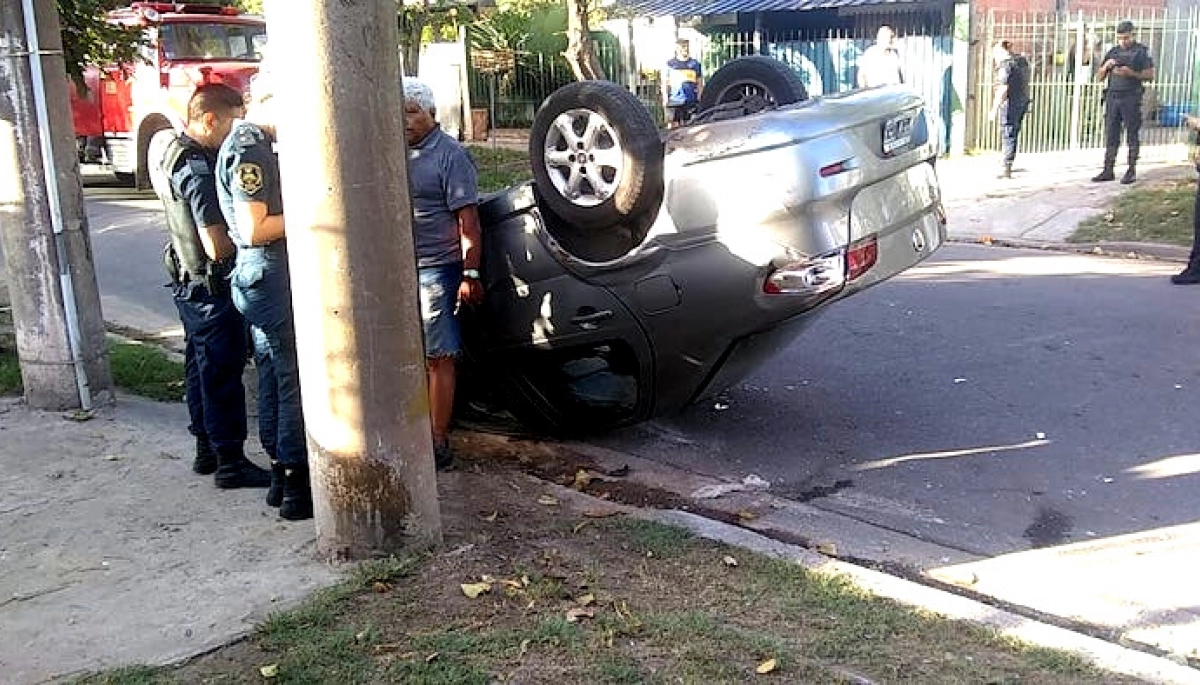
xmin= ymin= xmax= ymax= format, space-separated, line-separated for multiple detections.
xmin=434 ymin=441 xmax=455 ymax=472
xmin=1171 ymin=270 xmax=1200 ymax=285
xmin=1092 ymin=169 xmax=1115 ymax=182
xmin=1121 ymin=168 xmax=1136 ymax=184
xmin=997 ymin=167 xmax=1012 ymax=179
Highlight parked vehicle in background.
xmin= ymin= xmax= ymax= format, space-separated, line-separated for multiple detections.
xmin=69 ymin=2 xmax=265 ymax=187
xmin=459 ymin=56 xmax=947 ymax=435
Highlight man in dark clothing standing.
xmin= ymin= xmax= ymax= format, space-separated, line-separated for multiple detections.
xmin=1171 ymin=114 xmax=1200 ymax=284
xmin=1092 ymin=21 xmax=1155 ymax=185
xmin=991 ymin=40 xmax=1031 ymax=179
xmin=151 ymin=83 xmax=271 ymax=489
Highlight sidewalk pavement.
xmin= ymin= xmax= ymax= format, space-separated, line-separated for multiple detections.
xmin=937 ymin=145 xmax=1194 ymax=260
xmin=3 ymin=148 xmax=1200 ymax=682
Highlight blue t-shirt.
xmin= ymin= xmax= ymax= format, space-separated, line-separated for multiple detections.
xmin=216 ymin=121 xmax=283 ymax=249
xmin=408 ymin=125 xmax=478 ymax=268
xmin=666 ymin=57 xmax=702 ymax=105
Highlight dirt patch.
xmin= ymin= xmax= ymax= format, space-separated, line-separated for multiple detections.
xmin=133 ymin=457 xmax=1121 ymax=685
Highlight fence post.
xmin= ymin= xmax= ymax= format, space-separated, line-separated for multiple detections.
xmin=1068 ymin=11 xmax=1085 ymax=151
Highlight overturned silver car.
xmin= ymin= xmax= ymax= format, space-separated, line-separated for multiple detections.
xmin=460 ymin=56 xmax=945 ymax=434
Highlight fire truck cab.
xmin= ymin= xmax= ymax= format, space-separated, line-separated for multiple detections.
xmin=70 ymin=2 xmax=265 ymax=187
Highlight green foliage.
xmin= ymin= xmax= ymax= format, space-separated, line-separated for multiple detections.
xmin=107 ymin=341 xmax=185 ymax=402
xmin=55 ymin=0 xmax=146 ymax=86
xmin=0 ymin=310 xmax=19 ymax=396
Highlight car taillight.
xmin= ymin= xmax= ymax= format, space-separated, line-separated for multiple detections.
xmin=847 ymin=235 xmax=877 ymax=280
xmin=764 ymin=253 xmax=845 ymax=295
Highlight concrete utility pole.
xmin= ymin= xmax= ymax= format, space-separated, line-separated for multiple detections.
xmin=266 ymin=0 xmax=442 ymax=558
xmin=0 ymin=0 xmax=112 ymax=410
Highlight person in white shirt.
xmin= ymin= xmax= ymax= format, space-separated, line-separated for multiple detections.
xmin=857 ymin=25 xmax=904 ymax=88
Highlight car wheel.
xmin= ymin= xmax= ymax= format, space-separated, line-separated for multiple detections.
xmin=529 ymin=80 xmax=664 ymax=234
xmin=698 ymin=56 xmax=809 ymax=116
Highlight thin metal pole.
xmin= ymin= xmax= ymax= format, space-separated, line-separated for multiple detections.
xmin=20 ymin=0 xmax=91 ymax=411
xmin=1069 ymin=11 xmax=1085 ymax=151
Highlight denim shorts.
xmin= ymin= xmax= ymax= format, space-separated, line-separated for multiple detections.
xmin=418 ymin=263 xmax=463 ymax=358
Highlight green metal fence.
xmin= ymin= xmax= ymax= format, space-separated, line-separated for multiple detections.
xmin=971 ymin=7 xmax=1200 ymax=154
xmin=465 ymin=24 xmax=954 ymax=132
xmin=466 ymin=34 xmax=626 ymax=129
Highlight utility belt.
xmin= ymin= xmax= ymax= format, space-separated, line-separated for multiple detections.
xmin=163 ymin=243 xmax=233 ymax=298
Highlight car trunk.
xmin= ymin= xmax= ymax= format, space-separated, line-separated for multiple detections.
xmin=658 ymin=85 xmax=942 ymax=268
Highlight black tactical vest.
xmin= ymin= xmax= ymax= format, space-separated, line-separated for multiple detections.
xmin=159 ymin=136 xmax=216 ymax=290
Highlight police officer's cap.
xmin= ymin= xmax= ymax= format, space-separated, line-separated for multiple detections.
xmin=1117 ymin=20 xmax=1135 ymax=34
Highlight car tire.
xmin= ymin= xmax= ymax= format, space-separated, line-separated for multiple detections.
xmin=529 ymin=80 xmax=664 ymax=234
xmin=698 ymin=56 xmax=809 ymax=115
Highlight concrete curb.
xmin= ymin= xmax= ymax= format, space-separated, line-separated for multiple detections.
xmin=460 ymin=432 xmax=1200 ymax=680
xmin=949 ymin=235 xmax=1190 ymax=263
xmin=643 ymin=507 xmax=1200 ymax=685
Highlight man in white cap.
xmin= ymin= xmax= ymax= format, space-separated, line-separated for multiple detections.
xmin=402 ymin=77 xmax=483 ymax=471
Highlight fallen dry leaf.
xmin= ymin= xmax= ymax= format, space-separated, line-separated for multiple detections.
xmin=355 ymin=630 xmax=370 ymax=642
xmin=372 ymin=581 xmax=391 ymax=593
xmin=572 ymin=520 xmax=591 ymax=534
xmin=582 ymin=508 xmax=620 ymax=518
xmin=519 ymin=638 xmax=531 ymax=655
xmin=480 ymin=511 xmax=498 ymax=522
xmin=259 ymin=663 xmax=280 ymax=678
xmin=460 ymin=581 xmax=493 ymax=598
xmin=537 ymin=494 xmax=560 ymax=506
xmin=373 ymin=643 xmax=403 ymax=654
xmin=816 ymin=542 xmax=838 ymax=557
xmin=565 ymin=607 xmax=596 ymax=622
xmin=576 ymin=593 xmax=596 ymax=606
xmin=736 ymin=509 xmax=759 ymax=521
xmin=502 ymin=578 xmax=525 ymax=589
xmin=756 ymin=658 xmax=778 ymax=674
xmin=425 ymin=651 xmax=440 ymax=663
xmin=722 ymin=555 xmax=739 ymax=567
xmin=572 ymin=469 xmax=593 ymax=490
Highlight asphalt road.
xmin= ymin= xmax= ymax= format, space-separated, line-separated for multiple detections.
xmin=85 ymin=184 xmax=1200 ymax=565
xmin=592 ymin=245 xmax=1200 ymax=562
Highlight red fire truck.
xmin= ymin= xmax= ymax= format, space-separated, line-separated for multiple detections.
xmin=70 ymin=2 xmax=265 ymax=187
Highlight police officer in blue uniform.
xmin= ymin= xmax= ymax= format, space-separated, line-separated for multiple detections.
xmin=1093 ymin=21 xmax=1155 ymax=185
xmin=216 ymin=68 xmax=312 ymax=521
xmin=152 ymin=83 xmax=271 ymax=489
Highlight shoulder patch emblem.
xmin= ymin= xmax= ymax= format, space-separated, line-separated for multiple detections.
xmin=235 ymin=163 xmax=264 ymax=195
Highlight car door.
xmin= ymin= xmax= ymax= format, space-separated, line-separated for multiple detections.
xmin=461 ymin=185 xmax=655 ymax=434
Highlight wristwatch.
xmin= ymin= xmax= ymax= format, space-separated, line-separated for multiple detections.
xmin=463 ymin=268 xmax=481 ymax=280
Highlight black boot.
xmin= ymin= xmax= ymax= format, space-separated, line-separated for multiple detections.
xmin=266 ymin=460 xmax=285 ymax=507
xmin=193 ymin=436 xmax=217 ymax=475
xmin=1092 ymin=167 xmax=1115 ymax=182
xmin=279 ymin=466 xmax=313 ymax=521
xmin=214 ymin=446 xmax=272 ymax=489
xmin=1121 ymin=166 xmax=1136 ymax=185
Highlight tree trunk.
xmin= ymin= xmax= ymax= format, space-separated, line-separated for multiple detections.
xmin=564 ymin=0 xmax=605 ymax=81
